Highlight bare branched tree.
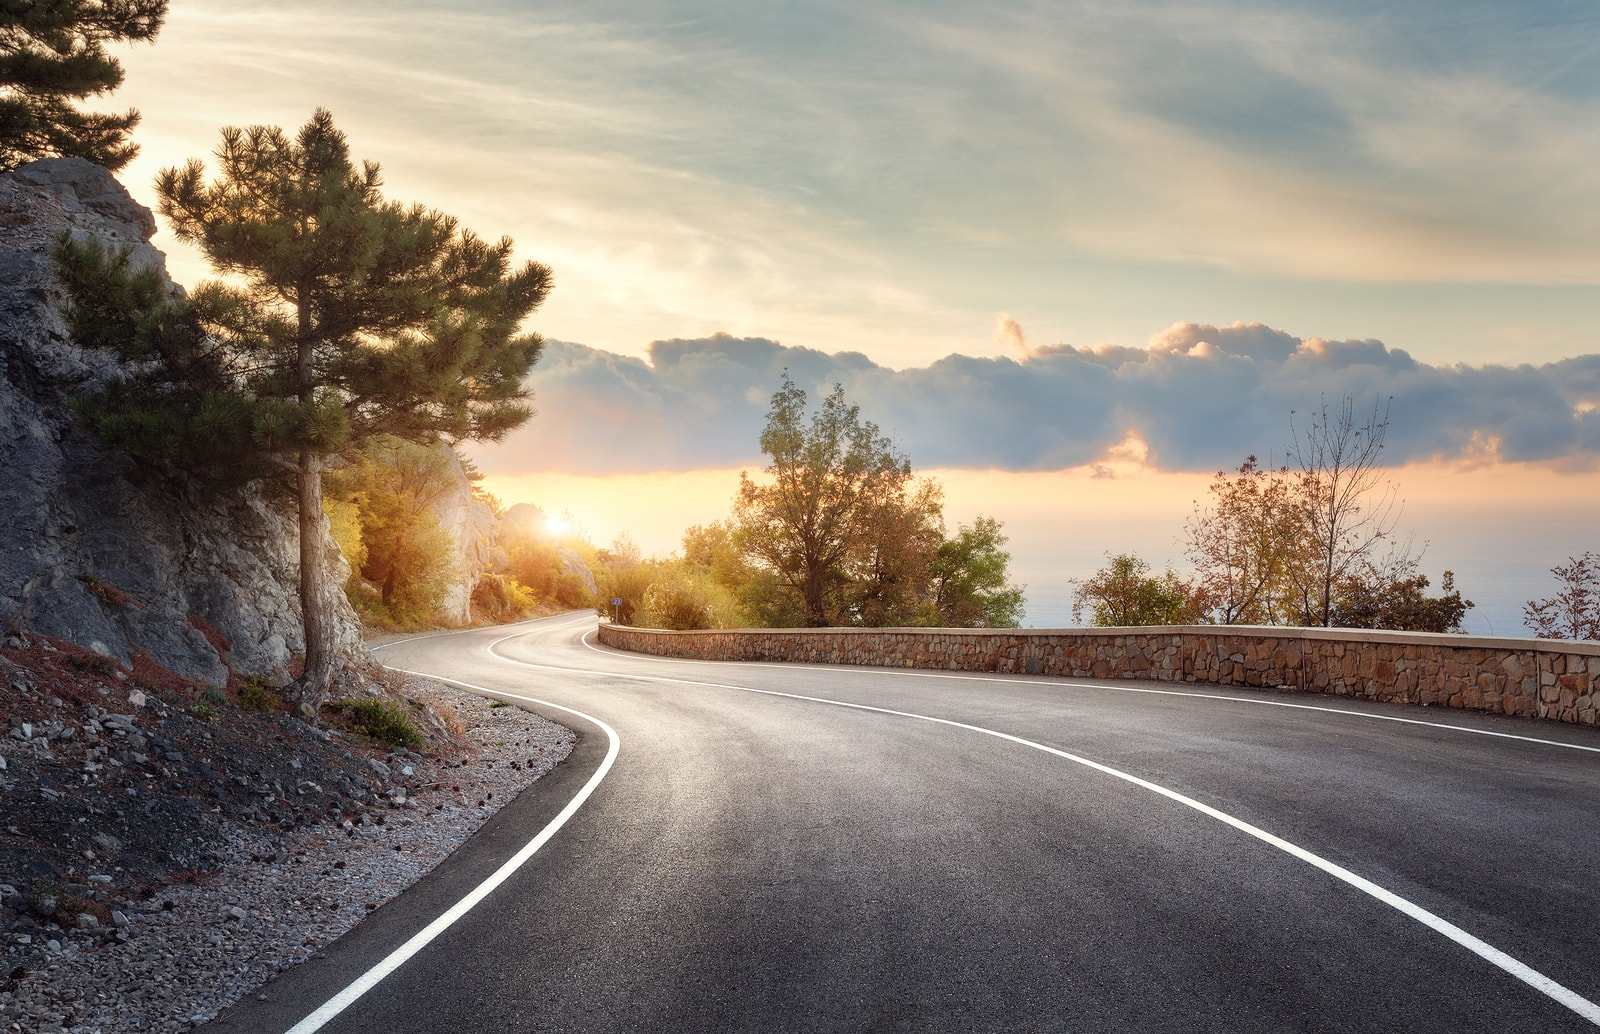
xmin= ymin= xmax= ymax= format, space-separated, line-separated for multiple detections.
xmin=1288 ymin=395 xmax=1402 ymax=627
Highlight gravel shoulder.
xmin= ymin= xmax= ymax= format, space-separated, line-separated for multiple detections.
xmin=0 ymin=634 xmax=574 ymax=1034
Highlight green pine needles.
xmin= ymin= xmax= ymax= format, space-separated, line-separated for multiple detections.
xmin=55 ymin=108 xmax=553 ymax=718
xmin=0 ymin=0 xmax=167 ymax=172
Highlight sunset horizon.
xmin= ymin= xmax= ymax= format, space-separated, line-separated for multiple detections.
xmin=102 ymin=0 xmax=1600 ymax=638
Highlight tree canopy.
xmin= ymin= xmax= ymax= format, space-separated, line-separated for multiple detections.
xmin=1072 ymin=553 xmax=1207 ymax=627
xmin=735 ymin=378 xmax=917 ymax=627
xmin=0 ymin=0 xmax=165 ymax=172
xmin=601 ymin=378 xmax=1024 ymax=631
xmin=57 ymin=109 xmax=552 ymax=717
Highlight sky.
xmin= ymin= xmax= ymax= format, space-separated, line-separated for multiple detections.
xmin=106 ymin=0 xmax=1600 ymax=633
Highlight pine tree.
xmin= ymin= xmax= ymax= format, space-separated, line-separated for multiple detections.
xmin=0 ymin=0 xmax=166 ymax=172
xmin=57 ymin=109 xmax=552 ymax=718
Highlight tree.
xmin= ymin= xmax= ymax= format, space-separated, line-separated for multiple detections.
xmin=735 ymin=378 xmax=912 ymax=626
xmin=1185 ymin=457 xmax=1309 ymax=625
xmin=844 ymin=476 xmax=945 ymax=626
xmin=928 ymin=516 xmax=1026 ymax=627
xmin=1330 ymin=560 xmax=1473 ymax=633
xmin=1524 ymin=553 xmax=1600 ymax=641
xmin=57 ymin=109 xmax=551 ymax=718
xmin=1289 ymin=395 xmax=1402 ymax=627
xmin=324 ymin=437 xmax=463 ymax=626
xmin=0 ymin=0 xmax=166 ymax=172
xmin=1072 ymin=553 xmax=1208 ymax=627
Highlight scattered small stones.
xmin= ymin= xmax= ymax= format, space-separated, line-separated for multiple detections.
xmin=0 ymin=672 xmax=573 ymax=1034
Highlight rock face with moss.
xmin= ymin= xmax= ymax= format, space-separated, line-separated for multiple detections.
xmin=0 ymin=158 xmax=362 ymax=685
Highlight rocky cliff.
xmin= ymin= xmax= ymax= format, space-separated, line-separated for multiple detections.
xmin=429 ymin=446 xmax=500 ymax=624
xmin=0 ymin=159 xmax=362 ymax=685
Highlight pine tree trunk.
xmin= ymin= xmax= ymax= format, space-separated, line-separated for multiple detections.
xmin=288 ymin=450 xmax=337 ymax=722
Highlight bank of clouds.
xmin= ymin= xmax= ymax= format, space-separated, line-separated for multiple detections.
xmin=477 ymin=322 xmax=1600 ymax=476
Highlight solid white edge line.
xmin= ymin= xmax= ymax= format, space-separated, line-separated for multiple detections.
xmin=579 ymin=631 xmax=1600 ymax=755
xmin=281 ymin=668 xmax=620 ymax=1034
xmin=520 ymin=628 xmax=1597 ymax=1026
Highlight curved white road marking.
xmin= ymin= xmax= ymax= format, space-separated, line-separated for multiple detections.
xmin=282 ymin=664 xmax=620 ymax=1034
xmin=488 ymin=628 xmax=1598 ymax=1026
xmin=580 ymin=630 xmax=1600 ymax=755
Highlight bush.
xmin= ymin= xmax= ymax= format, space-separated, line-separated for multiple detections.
xmin=472 ymin=573 xmax=538 ymax=624
xmin=239 ymin=674 xmax=279 ymax=713
xmin=332 ymin=697 xmax=424 ymax=748
xmin=639 ymin=566 xmax=749 ymax=630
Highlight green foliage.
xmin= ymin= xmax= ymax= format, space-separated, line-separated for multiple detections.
xmin=332 ymin=696 xmax=423 ymax=748
xmin=505 ymin=537 xmax=594 ymax=611
xmin=0 ymin=0 xmax=166 ymax=172
xmin=471 ymin=573 xmax=538 ymax=624
xmin=56 ymin=237 xmax=268 ymax=481
xmin=1073 ymin=553 xmax=1209 ymax=627
xmin=57 ymin=108 xmax=552 ymax=712
xmin=325 ymin=437 xmax=462 ymax=629
xmin=1186 ymin=425 xmax=1472 ymax=630
xmin=638 ymin=565 xmax=749 ymax=630
xmin=735 ymin=377 xmax=917 ymax=626
xmin=150 ymin=108 xmax=551 ymax=457
xmin=239 ymin=674 xmax=279 ymax=713
xmin=928 ymin=516 xmax=1026 ymax=628
xmin=725 ymin=378 xmax=1024 ymax=629
xmin=324 ymin=496 xmax=367 ymax=575
xmin=596 ymin=560 xmax=656 ymax=626
xmin=843 ymin=476 xmax=946 ymax=627
xmin=189 ymin=698 xmax=218 ymax=721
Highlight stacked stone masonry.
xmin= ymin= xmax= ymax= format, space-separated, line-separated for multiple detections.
xmin=596 ymin=624 xmax=1600 ymax=727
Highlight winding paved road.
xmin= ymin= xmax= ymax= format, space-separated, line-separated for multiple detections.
xmin=208 ymin=612 xmax=1600 ymax=1033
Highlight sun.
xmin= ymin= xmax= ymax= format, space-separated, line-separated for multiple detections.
xmin=544 ymin=514 xmax=571 ymax=537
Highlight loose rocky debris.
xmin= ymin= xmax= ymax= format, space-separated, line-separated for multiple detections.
xmin=0 ymin=633 xmax=573 ymax=1033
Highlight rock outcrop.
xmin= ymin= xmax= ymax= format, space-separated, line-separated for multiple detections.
xmin=0 ymin=158 xmax=362 ymax=685
xmin=428 ymin=445 xmax=501 ymax=624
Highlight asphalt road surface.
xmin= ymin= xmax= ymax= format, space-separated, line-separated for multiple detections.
xmin=207 ymin=612 xmax=1600 ymax=1033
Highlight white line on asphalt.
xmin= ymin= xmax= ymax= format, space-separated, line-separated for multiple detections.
xmin=483 ymin=628 xmax=1598 ymax=1027
xmin=281 ymin=661 xmax=620 ymax=1034
xmin=580 ymin=633 xmax=1600 ymax=755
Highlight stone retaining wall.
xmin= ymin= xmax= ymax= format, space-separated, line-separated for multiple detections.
xmin=596 ymin=624 xmax=1600 ymax=727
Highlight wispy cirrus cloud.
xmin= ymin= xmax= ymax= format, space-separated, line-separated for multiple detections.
xmin=115 ymin=1 xmax=1600 ymax=373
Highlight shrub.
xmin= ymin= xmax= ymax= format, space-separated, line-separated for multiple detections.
xmin=239 ymin=675 xmax=279 ymax=713
xmin=332 ymin=697 xmax=424 ymax=748
xmin=67 ymin=653 xmax=116 ymax=676
xmin=472 ymin=573 xmax=538 ymax=624
xmin=639 ymin=566 xmax=749 ymax=630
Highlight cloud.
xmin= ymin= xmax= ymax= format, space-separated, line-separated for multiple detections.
xmin=993 ymin=313 xmax=1027 ymax=358
xmin=469 ymin=322 xmax=1600 ymax=477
